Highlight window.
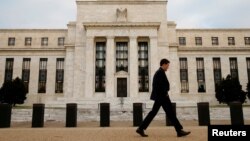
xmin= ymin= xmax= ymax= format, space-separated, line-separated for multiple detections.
xmin=228 ymin=37 xmax=235 ymax=45
xmin=212 ymin=37 xmax=219 ymax=45
xmin=245 ymin=37 xmax=250 ymax=45
xmin=25 ymin=37 xmax=32 ymax=46
xmin=179 ymin=37 xmax=186 ymax=45
xmin=38 ymin=58 xmax=47 ymax=93
xmin=95 ymin=42 xmax=106 ymax=92
xmin=138 ymin=42 xmax=149 ymax=92
xmin=179 ymin=58 xmax=189 ymax=93
xmin=229 ymin=58 xmax=238 ymax=80
xmin=55 ymin=58 xmax=64 ymax=93
xmin=116 ymin=42 xmax=128 ymax=72
xmin=41 ymin=37 xmax=48 ymax=46
xmin=58 ymin=37 xmax=65 ymax=46
xmin=196 ymin=58 xmax=206 ymax=93
xmin=4 ymin=58 xmax=14 ymax=82
xmin=247 ymin=58 xmax=250 ymax=81
xmin=8 ymin=37 xmax=15 ymax=46
xmin=195 ymin=37 xmax=202 ymax=46
xmin=213 ymin=58 xmax=222 ymax=86
xmin=22 ymin=58 xmax=31 ymax=93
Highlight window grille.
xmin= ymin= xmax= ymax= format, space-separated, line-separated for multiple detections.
xmin=38 ymin=58 xmax=47 ymax=93
xmin=55 ymin=58 xmax=64 ymax=93
xmin=138 ymin=42 xmax=149 ymax=92
xmin=22 ymin=58 xmax=31 ymax=93
xmin=4 ymin=58 xmax=14 ymax=82
xmin=95 ymin=42 xmax=106 ymax=92
xmin=179 ymin=58 xmax=189 ymax=93
xmin=116 ymin=42 xmax=128 ymax=72
xmin=229 ymin=58 xmax=238 ymax=80
xmin=196 ymin=58 xmax=206 ymax=92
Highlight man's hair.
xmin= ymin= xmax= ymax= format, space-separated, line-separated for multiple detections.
xmin=160 ymin=58 xmax=170 ymax=66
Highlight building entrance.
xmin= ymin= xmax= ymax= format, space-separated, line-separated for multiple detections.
xmin=117 ymin=78 xmax=127 ymax=97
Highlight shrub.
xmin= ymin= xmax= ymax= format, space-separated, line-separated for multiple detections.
xmin=0 ymin=77 xmax=27 ymax=106
xmin=215 ymin=74 xmax=247 ymax=104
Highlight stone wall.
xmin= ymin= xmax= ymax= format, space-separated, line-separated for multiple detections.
xmin=11 ymin=106 xmax=250 ymax=122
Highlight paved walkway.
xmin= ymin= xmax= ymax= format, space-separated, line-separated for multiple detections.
xmin=0 ymin=126 xmax=206 ymax=141
xmin=1 ymin=120 xmax=249 ymax=141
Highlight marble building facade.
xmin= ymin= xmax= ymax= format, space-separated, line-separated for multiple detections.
xmin=0 ymin=0 xmax=250 ymax=109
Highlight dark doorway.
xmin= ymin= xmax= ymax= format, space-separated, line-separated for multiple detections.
xmin=117 ymin=78 xmax=127 ymax=97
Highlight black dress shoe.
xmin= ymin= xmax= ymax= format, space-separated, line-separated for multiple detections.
xmin=177 ymin=130 xmax=191 ymax=137
xmin=136 ymin=128 xmax=148 ymax=137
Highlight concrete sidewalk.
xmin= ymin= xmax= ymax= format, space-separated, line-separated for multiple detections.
xmin=0 ymin=126 xmax=206 ymax=141
xmin=1 ymin=120 xmax=249 ymax=141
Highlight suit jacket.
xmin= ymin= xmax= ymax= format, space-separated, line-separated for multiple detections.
xmin=150 ymin=67 xmax=170 ymax=100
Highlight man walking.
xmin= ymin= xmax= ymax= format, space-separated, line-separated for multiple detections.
xmin=136 ymin=58 xmax=191 ymax=137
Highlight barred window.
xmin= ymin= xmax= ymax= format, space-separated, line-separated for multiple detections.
xmin=179 ymin=37 xmax=186 ymax=45
xmin=55 ymin=58 xmax=64 ymax=93
xmin=195 ymin=37 xmax=202 ymax=46
xmin=212 ymin=37 xmax=219 ymax=46
xmin=228 ymin=37 xmax=235 ymax=46
xmin=25 ymin=37 xmax=32 ymax=46
xmin=247 ymin=58 xmax=250 ymax=81
xmin=22 ymin=58 xmax=31 ymax=93
xmin=245 ymin=37 xmax=250 ymax=45
xmin=138 ymin=42 xmax=149 ymax=92
xmin=179 ymin=58 xmax=189 ymax=93
xmin=4 ymin=58 xmax=14 ymax=82
xmin=229 ymin=58 xmax=238 ymax=80
xmin=58 ymin=37 xmax=65 ymax=46
xmin=41 ymin=37 xmax=48 ymax=46
xmin=213 ymin=58 xmax=222 ymax=86
xmin=38 ymin=58 xmax=47 ymax=93
xmin=95 ymin=42 xmax=106 ymax=92
xmin=116 ymin=42 xmax=128 ymax=72
xmin=8 ymin=37 xmax=15 ymax=46
xmin=196 ymin=58 xmax=206 ymax=93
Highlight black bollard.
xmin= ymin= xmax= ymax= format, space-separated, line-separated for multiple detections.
xmin=66 ymin=103 xmax=77 ymax=127
xmin=229 ymin=102 xmax=244 ymax=125
xmin=0 ymin=104 xmax=12 ymax=128
xmin=133 ymin=103 xmax=143 ymax=127
xmin=197 ymin=102 xmax=210 ymax=126
xmin=32 ymin=103 xmax=45 ymax=128
xmin=166 ymin=102 xmax=176 ymax=126
xmin=100 ymin=103 xmax=110 ymax=127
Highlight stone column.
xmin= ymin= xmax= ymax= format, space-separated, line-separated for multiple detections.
xmin=84 ymin=36 xmax=95 ymax=98
xmin=221 ymin=57 xmax=230 ymax=78
xmin=0 ymin=58 xmax=4 ymax=84
xmin=73 ymin=45 xmax=85 ymax=98
xmin=46 ymin=57 xmax=56 ymax=95
xmin=106 ymin=36 xmax=115 ymax=98
xmin=168 ymin=45 xmax=180 ymax=97
xmin=238 ymin=56 xmax=248 ymax=90
xmin=13 ymin=56 xmax=22 ymax=79
xmin=30 ymin=57 xmax=39 ymax=96
xmin=129 ymin=37 xmax=138 ymax=98
xmin=188 ymin=57 xmax=197 ymax=94
xmin=149 ymin=37 xmax=158 ymax=93
xmin=72 ymin=23 xmax=86 ymax=98
xmin=204 ymin=57 xmax=214 ymax=94
xmin=64 ymin=46 xmax=74 ymax=98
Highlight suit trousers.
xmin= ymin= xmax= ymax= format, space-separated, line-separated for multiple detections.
xmin=139 ymin=96 xmax=183 ymax=132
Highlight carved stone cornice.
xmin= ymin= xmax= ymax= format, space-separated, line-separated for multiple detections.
xmin=0 ymin=48 xmax=66 ymax=55
xmin=76 ymin=0 xmax=167 ymax=5
xmin=178 ymin=47 xmax=250 ymax=52
xmin=0 ymin=48 xmax=65 ymax=51
xmin=83 ymin=22 xmax=160 ymax=30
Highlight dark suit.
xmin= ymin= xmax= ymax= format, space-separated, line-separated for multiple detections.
xmin=139 ymin=67 xmax=183 ymax=132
